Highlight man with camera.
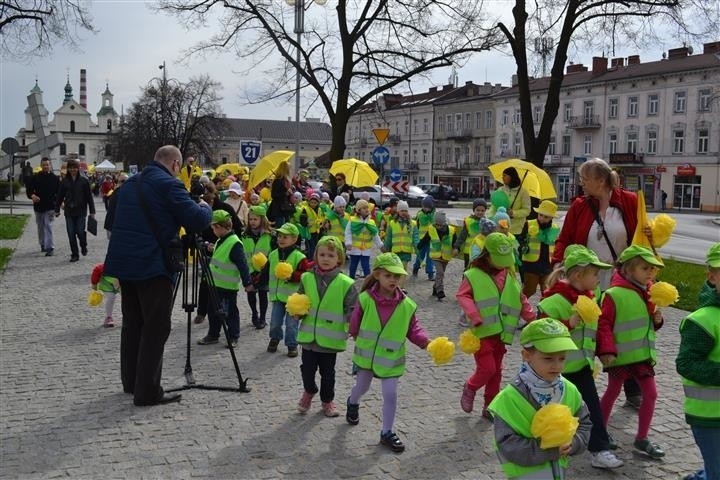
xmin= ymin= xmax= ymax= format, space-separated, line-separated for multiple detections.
xmin=104 ymin=145 xmax=212 ymax=407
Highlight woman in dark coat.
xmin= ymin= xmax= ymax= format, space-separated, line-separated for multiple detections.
xmin=267 ymin=161 xmax=294 ymax=226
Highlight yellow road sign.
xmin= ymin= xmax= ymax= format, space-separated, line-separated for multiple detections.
xmin=372 ymin=128 xmax=390 ymax=145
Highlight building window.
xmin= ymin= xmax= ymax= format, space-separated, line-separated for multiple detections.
xmin=438 ymin=115 xmax=445 ymax=132
xmin=412 ymin=149 xmax=417 ymax=162
xmin=455 ymin=113 xmax=462 ymax=132
xmin=534 ymin=106 xmax=542 ymax=123
xmin=60 ymin=143 xmax=67 ymax=155
xmin=648 ymin=95 xmax=659 ymax=116
xmin=562 ymin=134 xmax=571 ymax=156
xmin=104 ymin=144 xmax=112 ymax=156
xmin=485 ymin=110 xmax=493 ymax=129
xmin=446 ymin=147 xmax=452 ymax=164
xmin=674 ymin=91 xmax=687 ymax=113
xmin=436 ymin=147 xmax=443 ymax=164
xmin=474 ymin=145 xmax=481 ymax=164
xmin=413 ymin=119 xmax=418 ymax=134
xmin=79 ymin=143 xmax=85 ymax=156
xmin=627 ymin=132 xmax=638 ymax=153
xmin=513 ymin=132 xmax=522 ymax=155
xmin=394 ymin=121 xmax=399 ymax=134
xmin=70 ymin=120 xmax=75 ymax=133
xmin=628 ymin=96 xmax=638 ymax=117
xmin=464 ymin=145 xmax=470 ymax=164
xmin=608 ymin=98 xmax=618 ymax=119
xmin=673 ymin=129 xmax=684 ymax=153
xmin=446 ymin=114 xmax=453 ymax=132
xmin=548 ymin=135 xmax=556 ymax=155
xmin=500 ymin=135 xmax=509 ymax=155
xmin=698 ymin=89 xmax=712 ymax=111
xmin=465 ymin=112 xmax=472 ymax=130
xmin=423 ymin=118 xmax=429 ymax=133
xmin=422 ymin=149 xmax=427 ymax=163
xmin=647 ymin=131 xmax=657 ymax=154
xmin=484 ymin=145 xmax=492 ymax=162
xmin=513 ymin=109 xmax=521 ymax=125
xmin=609 ymin=133 xmax=617 ymax=154
xmin=403 ymin=149 xmax=408 ymax=163
xmin=106 ymin=119 xmax=112 ymax=131
xmin=404 ymin=120 xmax=409 ymax=135
xmin=501 ymin=110 xmax=509 ymax=126
xmin=475 ymin=112 xmax=482 ymax=129
xmin=564 ymin=103 xmax=572 ymax=122
xmin=454 ymin=147 xmax=461 ymax=165
xmin=697 ymin=128 xmax=709 ymax=153
xmin=583 ymin=101 xmax=594 ymax=122
xmin=583 ymin=135 xmax=592 ymax=155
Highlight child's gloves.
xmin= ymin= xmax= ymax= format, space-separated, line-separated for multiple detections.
xmin=531 ymin=403 xmax=579 ymax=449
xmin=427 ymin=336 xmax=455 ymax=365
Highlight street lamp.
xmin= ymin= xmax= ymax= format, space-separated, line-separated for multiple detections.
xmin=285 ymin=0 xmax=326 ymax=171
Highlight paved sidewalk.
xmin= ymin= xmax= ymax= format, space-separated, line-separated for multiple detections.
xmin=0 ymin=209 xmax=704 ymax=479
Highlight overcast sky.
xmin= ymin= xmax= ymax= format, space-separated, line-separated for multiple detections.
xmin=0 ymin=1 xmax=680 ymax=143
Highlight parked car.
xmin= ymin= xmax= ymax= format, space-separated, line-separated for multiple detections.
xmin=423 ymin=184 xmax=460 ymax=201
xmin=353 ymin=185 xmax=398 ymax=208
xmin=398 ymin=185 xmax=429 ymax=207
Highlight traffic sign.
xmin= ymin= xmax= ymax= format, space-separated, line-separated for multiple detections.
xmin=240 ymin=140 xmax=262 ymax=164
xmin=389 ymin=168 xmax=403 ymax=182
xmin=371 ymin=146 xmax=390 ymax=166
xmin=372 ymin=128 xmax=390 ymax=145
xmin=383 ymin=180 xmax=409 ymax=193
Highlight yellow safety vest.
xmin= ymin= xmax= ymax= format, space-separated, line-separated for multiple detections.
xmin=268 ymin=248 xmax=305 ymax=302
xmin=680 ymin=306 xmax=720 ymax=420
xmin=538 ymin=294 xmax=596 ymax=373
xmin=297 ymin=272 xmax=355 ymax=351
xmin=429 ymin=225 xmax=455 ymax=261
xmin=389 ymin=219 xmax=416 ymax=254
xmin=349 ymin=216 xmax=377 ymax=251
xmin=464 ymin=268 xmax=522 ymax=344
xmin=462 ymin=216 xmax=482 ymax=255
xmin=521 ymin=219 xmax=559 ymax=262
xmin=603 ymin=286 xmax=656 ymax=366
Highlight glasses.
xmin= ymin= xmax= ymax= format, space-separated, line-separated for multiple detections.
xmin=335 ymin=177 xmax=343 ymax=181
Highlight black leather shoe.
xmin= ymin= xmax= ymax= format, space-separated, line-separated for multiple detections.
xmin=70 ymin=255 xmax=79 ymax=262
xmin=134 ymin=392 xmax=182 ymax=406
xmin=81 ymin=247 xmax=88 ymax=256
xmin=45 ymin=249 xmax=54 ymax=257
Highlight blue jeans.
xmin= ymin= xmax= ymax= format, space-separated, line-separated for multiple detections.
xmin=65 ymin=215 xmax=87 ymax=257
xmin=269 ymin=301 xmax=297 ymax=348
xmin=413 ymin=243 xmax=434 ymax=276
xmin=691 ymin=425 xmax=720 ymax=480
xmin=207 ymin=288 xmax=240 ymax=341
xmin=348 ymin=254 xmax=370 ymax=278
xmin=35 ymin=210 xmax=55 ymax=250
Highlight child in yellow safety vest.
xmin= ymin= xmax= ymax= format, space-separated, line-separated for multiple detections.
xmin=596 ymin=245 xmax=666 ymax=459
xmin=520 ymin=200 xmax=560 ymax=298
xmin=298 ymin=191 xmax=322 ymax=259
xmin=320 ymin=195 xmax=350 ymax=245
xmin=243 ymin=205 xmax=275 ymax=329
xmin=346 ymin=252 xmax=430 ymax=453
xmin=382 ymin=201 xmax=418 ymax=288
xmin=453 ymin=198 xmax=487 ymax=268
xmin=457 ymin=232 xmax=535 ymax=418
xmin=344 ymin=199 xmax=383 ymax=279
xmin=412 ymin=196 xmax=436 ymax=280
xmin=295 ymin=236 xmax=358 ymax=418
xmin=676 ymin=243 xmax=720 ymax=480
xmin=417 ymin=211 xmax=456 ymax=300
xmin=379 ymin=197 xmax=399 ymax=240
xmin=537 ymin=245 xmax=623 ymax=470
xmin=488 ymin=318 xmax=592 ymax=479
xmin=91 ymin=263 xmax=120 ymax=328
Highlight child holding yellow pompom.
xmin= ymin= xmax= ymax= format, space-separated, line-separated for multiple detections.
xmin=488 ymin=318 xmax=591 ymax=479
xmin=261 ymin=222 xmax=313 ymax=357
xmin=90 ymin=263 xmax=120 ymax=328
xmin=294 ymin=236 xmax=358 ymax=417
xmin=243 ymin=205 xmax=275 ymax=329
xmin=537 ymin=245 xmax=623 ymax=469
xmin=597 ymin=245 xmax=666 ymax=459
xmin=346 ymin=252 xmax=430 ymax=453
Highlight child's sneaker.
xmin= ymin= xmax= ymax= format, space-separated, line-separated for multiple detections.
xmin=346 ymin=397 xmax=359 ymax=425
xmin=380 ymin=431 xmax=405 ymax=453
xmin=267 ymin=338 xmax=279 ymax=352
xmin=437 ymin=290 xmax=445 ymax=300
xmin=103 ymin=316 xmax=114 ymax=328
xmin=591 ymin=450 xmax=624 ymax=469
xmin=624 ymin=395 xmax=642 ymax=410
xmin=322 ymin=401 xmax=340 ymax=417
xmin=633 ymin=438 xmax=665 ymax=458
xmin=287 ymin=347 xmax=298 ymax=358
xmin=197 ymin=335 xmax=219 ymax=345
xmin=460 ymin=383 xmax=475 ymax=413
xmin=297 ymin=391 xmax=314 ymax=413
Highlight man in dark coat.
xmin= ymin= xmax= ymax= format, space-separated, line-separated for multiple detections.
xmin=55 ymin=158 xmax=95 ymax=262
xmin=26 ymin=157 xmax=60 ymax=256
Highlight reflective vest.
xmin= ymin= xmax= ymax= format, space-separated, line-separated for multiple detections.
xmin=389 ymin=219 xmax=415 ymax=254
xmin=603 ymin=286 xmax=656 ymax=366
xmin=464 ymin=268 xmax=522 ymax=344
xmin=521 ymin=219 xmax=559 ymax=262
xmin=352 ymin=292 xmax=416 ymax=378
xmin=415 ymin=210 xmax=434 ymax=237
xmin=429 ymin=225 xmax=455 ymax=261
xmin=462 ymin=216 xmax=482 ymax=254
xmin=268 ymin=248 xmax=305 ymax=302
xmin=297 ymin=272 xmax=355 ymax=351
xmin=97 ymin=275 xmax=120 ymax=294
xmin=680 ymin=306 xmax=720 ymax=420
xmin=242 ymin=233 xmax=272 ymax=273
xmin=209 ymin=234 xmax=243 ymax=291
xmin=349 ymin=216 xmax=377 ymax=251
xmin=301 ymin=203 xmax=321 ymax=233
xmin=326 ymin=211 xmax=349 ymax=241
xmin=538 ymin=293 xmax=596 ymax=373
xmin=488 ymin=380 xmax=582 ymax=479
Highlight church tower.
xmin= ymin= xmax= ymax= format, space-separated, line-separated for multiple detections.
xmin=24 ymin=80 xmax=49 ymax=132
xmin=63 ymin=76 xmax=74 ymax=104
xmin=97 ymin=83 xmax=118 ymax=132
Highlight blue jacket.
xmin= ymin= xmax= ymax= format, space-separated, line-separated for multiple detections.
xmin=104 ymin=161 xmax=211 ymax=281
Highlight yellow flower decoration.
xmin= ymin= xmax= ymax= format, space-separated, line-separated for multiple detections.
xmin=87 ymin=290 xmax=103 ymax=307
xmin=527 ymin=221 xmax=539 ymax=237
xmin=458 ymin=329 xmax=481 ymax=354
xmin=251 ymin=252 xmax=268 ymax=271
xmin=426 ymin=336 xmax=455 ymax=365
xmin=574 ymin=295 xmax=601 ymax=326
xmin=649 ymin=214 xmax=676 ymax=248
xmin=649 ymin=281 xmax=680 ymax=307
xmin=274 ymin=261 xmax=293 ymax=281
xmin=531 ymin=403 xmax=580 ymax=449
xmin=286 ymin=293 xmax=311 ymax=316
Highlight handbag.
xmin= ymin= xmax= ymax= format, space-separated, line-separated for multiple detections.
xmin=136 ymin=172 xmax=184 ymax=273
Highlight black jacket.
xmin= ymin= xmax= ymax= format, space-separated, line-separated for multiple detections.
xmin=56 ymin=174 xmax=95 ymax=217
xmin=26 ymin=171 xmax=60 ymax=212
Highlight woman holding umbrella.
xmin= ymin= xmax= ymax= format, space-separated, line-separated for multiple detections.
xmin=486 ymin=167 xmax=531 ymax=244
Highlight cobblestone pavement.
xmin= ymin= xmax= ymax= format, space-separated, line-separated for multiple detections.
xmin=0 ymin=207 xmax=704 ymax=479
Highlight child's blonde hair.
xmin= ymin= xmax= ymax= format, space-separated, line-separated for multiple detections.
xmin=245 ymin=211 xmax=272 ymax=235
xmin=314 ymin=236 xmax=346 ymax=267
xmin=546 ymin=264 xmax=596 ymax=289
xmin=360 ymin=270 xmax=381 ymax=292
xmin=619 ymin=256 xmax=651 ymax=277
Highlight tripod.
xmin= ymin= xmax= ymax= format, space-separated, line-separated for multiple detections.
xmin=167 ymin=234 xmax=251 ymax=393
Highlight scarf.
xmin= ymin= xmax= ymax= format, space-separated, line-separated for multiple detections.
xmin=537 ymin=221 xmax=559 ymax=245
xmin=518 ymin=361 xmax=565 ymax=406
xmin=325 ymin=208 xmax=348 ymax=229
xmin=350 ymin=217 xmax=379 ymax=236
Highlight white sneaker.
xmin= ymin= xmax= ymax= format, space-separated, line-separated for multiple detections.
xmin=591 ymin=450 xmax=624 ymax=469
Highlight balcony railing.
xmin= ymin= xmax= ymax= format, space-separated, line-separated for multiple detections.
xmin=388 ymin=134 xmax=402 ymax=145
xmin=403 ymin=162 xmax=420 ymax=171
xmin=567 ymin=115 xmax=601 ymax=129
xmin=359 ymin=137 xmax=368 ymax=147
xmin=446 ymin=129 xmax=473 ymax=141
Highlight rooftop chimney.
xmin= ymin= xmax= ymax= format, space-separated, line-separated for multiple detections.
xmin=668 ymin=47 xmax=691 ymax=59
xmin=80 ymin=69 xmax=87 ymax=109
xmin=627 ymin=55 xmax=641 ymax=65
xmin=429 ymin=86 xmax=437 ymax=93
xmin=610 ymin=57 xmax=624 ymax=68
xmin=511 ymin=74 xmax=518 ymax=86
xmin=592 ymin=56 xmax=608 ymax=76
xmin=566 ymin=63 xmax=588 ymax=74
xmin=703 ymin=41 xmax=720 ymax=55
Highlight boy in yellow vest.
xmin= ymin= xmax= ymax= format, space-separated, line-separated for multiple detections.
xmin=417 ymin=211 xmax=456 ymax=300
xmin=488 ymin=318 xmax=591 ymax=479
xmin=676 ymin=243 xmax=720 ymax=480
xmin=453 ymin=198 xmax=487 ymax=268
xmin=382 ymin=200 xmax=418 ymax=288
xmin=412 ymin=196 xmax=436 ymax=280
xmin=520 ymin=200 xmax=560 ymax=298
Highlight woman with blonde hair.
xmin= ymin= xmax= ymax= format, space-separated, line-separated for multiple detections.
xmin=268 ymin=161 xmax=294 ymax=226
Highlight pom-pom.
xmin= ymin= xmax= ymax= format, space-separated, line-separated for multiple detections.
xmin=251 ymin=252 xmax=268 ymax=270
xmin=531 ymin=403 xmax=580 ymax=449
xmin=286 ymin=293 xmax=311 ymax=316
xmin=275 ymin=261 xmax=293 ymax=281
xmin=649 ymin=281 xmax=679 ymax=307
xmin=574 ymin=295 xmax=601 ymax=326
xmin=87 ymin=290 xmax=103 ymax=307
xmin=458 ymin=329 xmax=481 ymax=354
xmin=426 ymin=336 xmax=455 ymax=365
xmin=527 ymin=221 xmax=539 ymax=237
xmin=649 ymin=214 xmax=676 ymax=248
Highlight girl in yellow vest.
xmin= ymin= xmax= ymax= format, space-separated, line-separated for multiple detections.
xmin=295 ymin=236 xmax=358 ymax=417
xmin=344 ymin=199 xmax=383 ymax=279
xmin=346 ymin=252 xmax=430 ymax=453
xmin=417 ymin=211 xmax=456 ymax=300
xmin=488 ymin=318 xmax=592 ymax=479
xmin=520 ymin=200 xmax=560 ymax=298
xmin=676 ymin=243 xmax=720 ymax=480
xmin=321 ymin=195 xmax=350 ymax=244
xmin=453 ymin=198 xmax=487 ymax=268
xmin=456 ymin=232 xmax=535 ymax=418
xmin=197 ymin=210 xmax=253 ymax=348
xmin=596 ymin=245 xmax=666 ymax=458
xmin=412 ymin=196 xmax=436 ymax=280
xmin=537 ymin=245 xmax=624 ymax=469
xmin=243 ymin=205 xmax=275 ymax=329
xmin=382 ymin=201 xmax=418 ymax=289
xmin=298 ymin=191 xmax=322 ymax=258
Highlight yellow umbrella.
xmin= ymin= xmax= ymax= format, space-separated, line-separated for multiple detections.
xmin=329 ymin=158 xmax=378 ymax=187
xmin=215 ymin=163 xmax=246 ymax=176
xmin=488 ymin=158 xmax=557 ymax=199
xmin=248 ymin=150 xmax=295 ymax=189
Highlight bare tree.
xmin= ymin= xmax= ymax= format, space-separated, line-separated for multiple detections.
xmin=0 ymin=0 xmax=95 ymax=59
xmin=158 ymin=0 xmax=503 ymax=165
xmin=498 ymin=0 xmax=719 ymax=166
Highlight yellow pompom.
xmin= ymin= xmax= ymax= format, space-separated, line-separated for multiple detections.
xmin=527 ymin=221 xmax=539 ymax=237
xmin=574 ymin=295 xmax=602 ymax=326
xmin=251 ymin=252 xmax=268 ymax=271
xmin=458 ymin=329 xmax=481 ymax=354
xmin=531 ymin=403 xmax=580 ymax=449
xmin=286 ymin=293 xmax=311 ymax=316
xmin=649 ymin=281 xmax=680 ymax=307
xmin=649 ymin=214 xmax=676 ymax=248
xmin=275 ymin=261 xmax=293 ymax=281
xmin=87 ymin=290 xmax=103 ymax=307
xmin=426 ymin=336 xmax=455 ymax=365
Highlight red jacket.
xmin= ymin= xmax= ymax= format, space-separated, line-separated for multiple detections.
xmin=553 ymin=188 xmax=638 ymax=264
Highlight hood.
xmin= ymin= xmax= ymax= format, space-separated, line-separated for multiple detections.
xmin=541 ymin=280 xmax=593 ymax=304
xmin=698 ymin=281 xmax=720 ymax=309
